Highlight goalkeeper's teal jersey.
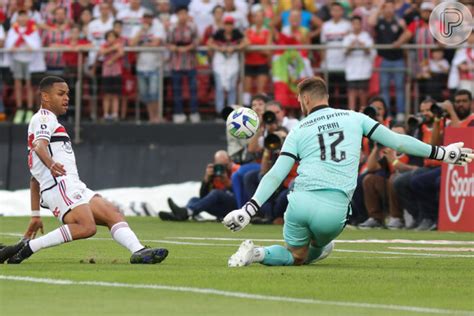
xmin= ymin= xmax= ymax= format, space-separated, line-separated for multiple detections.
xmin=280 ymin=105 xmax=379 ymax=199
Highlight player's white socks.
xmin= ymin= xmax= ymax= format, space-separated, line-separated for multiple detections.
xmin=110 ymin=222 xmax=144 ymax=253
xmin=252 ymin=247 xmax=265 ymax=263
xmin=29 ymin=225 xmax=72 ymax=253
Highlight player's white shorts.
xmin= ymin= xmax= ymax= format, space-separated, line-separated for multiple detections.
xmin=40 ymin=177 xmax=97 ymax=223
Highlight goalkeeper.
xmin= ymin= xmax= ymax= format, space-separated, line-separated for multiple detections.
xmin=223 ymin=77 xmax=473 ymax=267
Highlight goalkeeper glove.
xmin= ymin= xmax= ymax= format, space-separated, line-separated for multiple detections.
xmin=222 ymin=199 xmax=260 ymax=232
xmin=431 ymin=142 xmax=473 ymax=166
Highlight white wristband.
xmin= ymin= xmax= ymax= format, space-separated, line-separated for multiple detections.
xmin=31 ymin=210 xmax=41 ymax=217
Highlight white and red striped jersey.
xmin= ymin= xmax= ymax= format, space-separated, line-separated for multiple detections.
xmin=27 ymin=108 xmax=79 ymax=191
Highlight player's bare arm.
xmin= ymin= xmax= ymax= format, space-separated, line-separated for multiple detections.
xmin=24 ymin=176 xmax=44 ymax=240
xmin=32 ymin=138 xmax=66 ymax=177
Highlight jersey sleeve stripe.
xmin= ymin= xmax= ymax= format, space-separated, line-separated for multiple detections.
xmin=366 ymin=123 xmax=380 ymax=140
xmin=280 ymin=152 xmax=298 ymax=160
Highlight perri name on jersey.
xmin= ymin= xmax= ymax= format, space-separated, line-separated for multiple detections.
xmin=318 ymin=122 xmax=340 ymax=132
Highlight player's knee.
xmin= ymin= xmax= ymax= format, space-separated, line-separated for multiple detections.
xmin=79 ymin=223 xmax=97 ymax=238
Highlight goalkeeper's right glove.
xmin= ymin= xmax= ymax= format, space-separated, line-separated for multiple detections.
xmin=431 ymin=142 xmax=474 ymax=166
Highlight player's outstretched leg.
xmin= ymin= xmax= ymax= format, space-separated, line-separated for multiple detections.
xmin=8 ymin=204 xmax=97 ymax=264
xmin=228 ymin=240 xmax=295 ymax=267
xmin=89 ymin=196 xmax=168 ymax=264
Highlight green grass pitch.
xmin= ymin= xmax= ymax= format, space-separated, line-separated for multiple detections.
xmin=1 ymin=217 xmax=473 ymax=316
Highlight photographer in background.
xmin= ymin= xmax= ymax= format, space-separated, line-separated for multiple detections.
xmin=249 ymin=127 xmax=297 ymax=225
xmin=393 ymin=98 xmax=441 ymax=230
xmin=235 ymin=100 xmax=299 ymax=207
xmin=161 ymin=150 xmax=239 ymax=221
xmin=350 ymin=96 xmax=390 ymax=225
xmin=358 ymin=125 xmax=421 ymax=229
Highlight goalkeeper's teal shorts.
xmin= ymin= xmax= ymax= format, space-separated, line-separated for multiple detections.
xmin=283 ymin=189 xmax=350 ymax=248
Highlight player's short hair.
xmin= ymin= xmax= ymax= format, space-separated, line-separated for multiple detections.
xmin=105 ymin=30 xmax=118 ymax=39
xmin=17 ymin=10 xmax=27 ymax=16
xmin=455 ymin=89 xmax=472 ymax=101
xmin=297 ymin=77 xmax=328 ymax=100
xmin=39 ymin=76 xmax=66 ymax=92
xmin=368 ymin=96 xmax=386 ymax=108
xmin=175 ymin=5 xmax=188 ymax=13
xmin=351 ymin=15 xmax=362 ymax=22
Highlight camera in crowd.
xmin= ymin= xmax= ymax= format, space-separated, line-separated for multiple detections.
xmin=407 ymin=114 xmax=426 ymax=131
xmin=430 ymin=103 xmax=448 ymax=119
xmin=213 ymin=164 xmax=226 ymax=177
xmin=263 ymin=128 xmax=288 ymax=151
xmin=262 ymin=110 xmax=277 ymax=125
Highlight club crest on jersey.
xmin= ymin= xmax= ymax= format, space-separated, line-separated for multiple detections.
xmin=39 ymin=116 xmax=49 ymax=123
xmin=62 ymin=142 xmax=73 ymax=154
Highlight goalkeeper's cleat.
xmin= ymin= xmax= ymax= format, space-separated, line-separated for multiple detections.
xmin=130 ymin=246 xmax=168 ymax=264
xmin=0 ymin=241 xmax=26 ymax=263
xmin=313 ymin=241 xmax=335 ymax=263
xmin=228 ymin=240 xmax=255 ymax=267
xmin=7 ymin=242 xmax=34 ymax=264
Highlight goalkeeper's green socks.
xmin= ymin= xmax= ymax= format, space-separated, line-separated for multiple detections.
xmin=304 ymin=244 xmax=324 ymax=264
xmin=261 ymin=245 xmax=295 ymax=266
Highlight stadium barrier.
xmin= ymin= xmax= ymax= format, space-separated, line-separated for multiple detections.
xmin=1 ymin=44 xmax=469 ymax=143
xmin=438 ymin=127 xmax=474 ymax=233
xmin=0 ymin=122 xmax=226 ymax=190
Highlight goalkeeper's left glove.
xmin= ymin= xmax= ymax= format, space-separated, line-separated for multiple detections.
xmin=431 ymin=142 xmax=474 ymax=166
xmin=222 ymin=199 xmax=260 ymax=232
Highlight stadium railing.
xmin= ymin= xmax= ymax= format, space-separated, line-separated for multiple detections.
xmin=0 ymin=43 xmax=471 ymax=143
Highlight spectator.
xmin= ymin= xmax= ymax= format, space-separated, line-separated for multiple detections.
xmin=423 ymin=48 xmax=449 ymax=102
xmin=161 ymin=150 xmax=240 ymax=221
xmin=10 ymin=0 xmax=45 ymax=29
xmin=320 ymin=2 xmax=351 ymax=108
xmin=393 ymin=99 xmax=441 ymax=230
xmin=202 ymin=5 xmax=224 ymax=45
xmin=222 ymin=0 xmax=248 ymax=31
xmin=5 ymin=10 xmax=42 ymax=124
xmin=250 ymin=127 xmax=296 ymax=225
xmin=276 ymin=0 xmax=321 ymax=40
xmin=243 ymin=6 xmax=272 ymax=107
xmin=87 ymin=2 xmax=114 ymax=67
xmin=71 ymin=0 xmax=95 ymax=23
xmin=189 ymin=0 xmax=218 ymax=37
xmin=92 ymin=0 xmax=118 ymax=18
xmin=130 ymin=13 xmax=166 ymax=123
xmin=272 ymin=10 xmax=313 ymax=110
xmin=61 ymin=24 xmax=92 ymax=106
xmin=167 ymin=6 xmax=199 ymax=124
xmin=155 ymin=0 xmax=174 ymax=32
xmin=351 ymin=0 xmax=377 ymax=34
xmin=369 ymin=0 xmax=406 ymax=120
xmin=117 ymin=0 xmax=148 ymax=40
xmin=208 ymin=16 xmax=247 ymax=116
xmin=78 ymin=8 xmax=93 ymax=37
xmin=394 ymin=0 xmax=411 ymax=19
xmin=343 ymin=15 xmax=375 ymax=111
xmin=42 ymin=7 xmax=71 ymax=74
xmin=394 ymin=1 xmax=435 ymax=104
xmin=358 ymin=125 xmax=420 ymax=229
xmin=98 ymin=30 xmax=124 ymax=121
xmin=0 ymin=22 xmax=5 ymax=121
xmin=452 ymin=32 xmax=474 ymax=95
xmin=256 ymin=0 xmax=274 ymax=28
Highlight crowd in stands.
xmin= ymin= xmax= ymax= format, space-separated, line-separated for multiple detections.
xmin=162 ymin=90 xmax=473 ymax=231
xmin=0 ymin=0 xmax=473 ymax=124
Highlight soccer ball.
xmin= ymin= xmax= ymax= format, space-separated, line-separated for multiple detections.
xmin=226 ymin=107 xmax=260 ymax=140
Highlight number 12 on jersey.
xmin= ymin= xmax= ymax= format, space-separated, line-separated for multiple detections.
xmin=317 ymin=131 xmax=346 ymax=162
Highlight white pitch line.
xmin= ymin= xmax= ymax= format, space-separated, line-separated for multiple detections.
xmin=1 ymin=275 xmax=472 ymax=316
xmin=2 ymin=233 xmax=473 ymax=258
xmin=389 ymin=247 xmax=474 ymax=252
xmin=335 ymin=249 xmax=474 ymax=258
xmin=168 ymin=237 xmax=474 ymax=245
